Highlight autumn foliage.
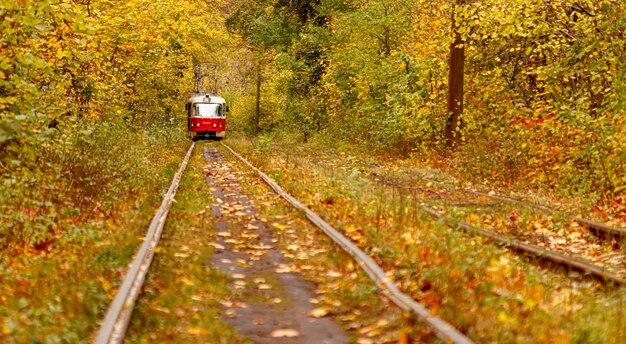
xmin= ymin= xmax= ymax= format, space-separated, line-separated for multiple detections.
xmin=227 ymin=0 xmax=626 ymax=197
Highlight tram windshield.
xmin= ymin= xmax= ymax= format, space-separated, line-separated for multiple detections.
xmin=195 ymin=103 xmax=223 ymax=117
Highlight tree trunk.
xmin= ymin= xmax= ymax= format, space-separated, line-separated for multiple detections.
xmin=254 ymin=60 xmax=261 ymax=136
xmin=445 ymin=0 xmax=465 ymax=149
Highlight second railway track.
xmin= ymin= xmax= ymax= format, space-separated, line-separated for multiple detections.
xmin=368 ymin=174 xmax=626 ymax=286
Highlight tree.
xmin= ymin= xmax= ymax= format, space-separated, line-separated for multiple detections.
xmin=254 ymin=57 xmax=262 ymax=135
xmin=444 ymin=0 xmax=465 ymax=149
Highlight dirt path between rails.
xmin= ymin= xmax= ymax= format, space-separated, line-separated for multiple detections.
xmin=203 ymin=147 xmax=348 ymax=344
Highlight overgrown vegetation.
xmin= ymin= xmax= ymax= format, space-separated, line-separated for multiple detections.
xmin=0 ymin=0 xmax=225 ymax=250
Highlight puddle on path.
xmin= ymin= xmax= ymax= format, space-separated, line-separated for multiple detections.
xmin=203 ymin=146 xmax=347 ymax=344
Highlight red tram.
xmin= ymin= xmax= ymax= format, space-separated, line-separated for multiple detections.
xmin=186 ymin=94 xmax=227 ymax=141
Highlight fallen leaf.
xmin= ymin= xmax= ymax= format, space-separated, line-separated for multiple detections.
xmin=275 ymin=264 xmax=292 ymax=273
xmin=358 ymin=324 xmax=382 ymax=336
xmin=308 ymin=307 xmax=329 ymax=318
xmin=272 ymin=223 xmax=288 ymax=230
xmin=153 ymin=306 xmax=171 ymax=314
xmin=270 ymin=328 xmax=300 ymax=338
xmin=236 ymin=259 xmax=249 ymax=267
xmin=326 ymin=270 xmax=342 ymax=278
xmin=208 ymin=242 xmax=225 ymax=250
xmin=286 ymin=244 xmax=299 ymax=251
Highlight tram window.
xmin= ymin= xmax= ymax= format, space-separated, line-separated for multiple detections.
xmin=194 ymin=103 xmax=222 ymax=117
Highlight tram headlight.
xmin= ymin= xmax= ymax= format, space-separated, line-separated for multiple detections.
xmin=196 ymin=123 xmax=200 ymax=127
xmin=213 ymin=124 xmax=217 ymax=128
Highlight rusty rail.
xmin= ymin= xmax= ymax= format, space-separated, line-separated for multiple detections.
xmin=421 ymin=206 xmax=626 ymax=287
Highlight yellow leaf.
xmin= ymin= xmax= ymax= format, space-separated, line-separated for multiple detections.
xmin=308 ymin=307 xmax=329 ymax=318
xmin=272 ymin=223 xmax=288 ymax=230
xmin=2 ymin=324 xmax=13 ymax=335
xmin=270 ymin=328 xmax=300 ymax=338
xmin=497 ymin=312 xmax=518 ymax=326
xmin=187 ymin=326 xmax=208 ymax=335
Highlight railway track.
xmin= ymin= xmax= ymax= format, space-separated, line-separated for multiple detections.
xmin=94 ymin=142 xmax=473 ymax=344
xmin=368 ymin=174 xmax=626 ymax=287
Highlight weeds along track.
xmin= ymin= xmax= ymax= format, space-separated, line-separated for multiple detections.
xmin=94 ymin=143 xmax=195 ymax=344
xmin=369 ymin=174 xmax=626 ymax=287
xmin=221 ymin=143 xmax=473 ymax=344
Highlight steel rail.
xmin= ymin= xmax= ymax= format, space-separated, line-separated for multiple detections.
xmin=419 ymin=177 xmax=626 ymax=238
xmin=572 ymin=217 xmax=626 ymax=237
xmin=421 ymin=206 xmax=626 ymax=287
xmin=94 ymin=142 xmax=195 ymax=344
xmin=221 ymin=143 xmax=473 ymax=344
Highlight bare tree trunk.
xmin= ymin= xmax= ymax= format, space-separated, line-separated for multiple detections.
xmin=254 ymin=60 xmax=261 ymax=136
xmin=445 ymin=0 xmax=465 ymax=149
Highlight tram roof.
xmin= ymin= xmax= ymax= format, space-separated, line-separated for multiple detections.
xmin=188 ymin=94 xmax=226 ymax=104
